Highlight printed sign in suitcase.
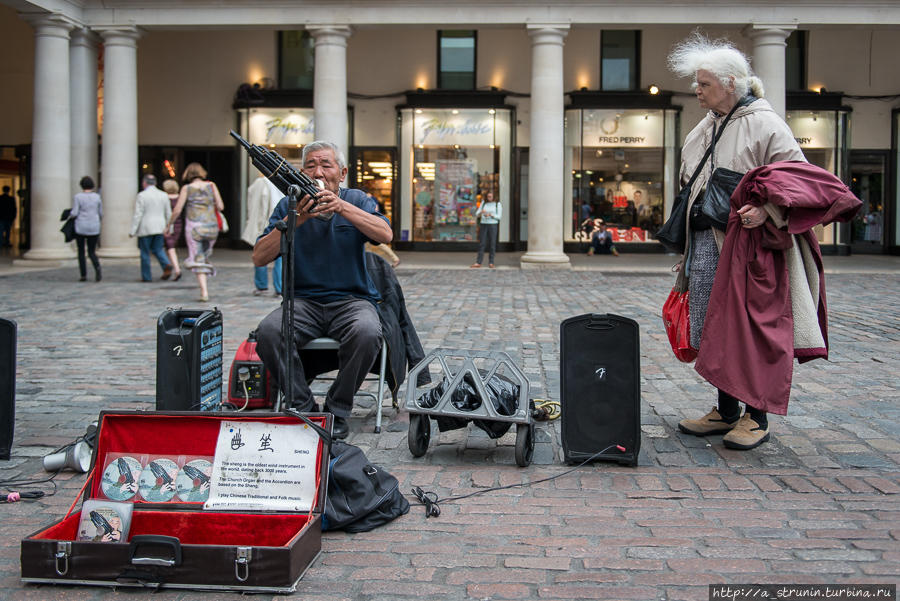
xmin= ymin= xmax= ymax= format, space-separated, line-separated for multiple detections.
xmin=21 ymin=410 xmax=331 ymax=593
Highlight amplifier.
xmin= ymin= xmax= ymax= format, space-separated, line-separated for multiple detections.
xmin=560 ymin=313 xmax=641 ymax=466
xmin=156 ymin=309 xmax=223 ymax=411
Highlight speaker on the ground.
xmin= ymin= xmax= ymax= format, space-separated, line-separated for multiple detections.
xmin=0 ymin=318 xmax=15 ymax=460
xmin=560 ymin=313 xmax=640 ymax=466
xmin=156 ymin=309 xmax=223 ymax=411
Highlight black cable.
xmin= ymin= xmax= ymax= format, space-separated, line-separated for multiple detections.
xmin=409 ymin=444 xmax=626 ymax=518
xmin=0 ymin=471 xmax=60 ymax=503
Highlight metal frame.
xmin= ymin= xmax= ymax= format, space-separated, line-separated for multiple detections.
xmin=292 ymin=337 xmax=389 ymax=433
xmin=404 ymin=348 xmax=530 ymax=425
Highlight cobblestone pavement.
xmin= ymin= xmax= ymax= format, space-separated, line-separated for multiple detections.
xmin=0 ymin=252 xmax=898 ymax=600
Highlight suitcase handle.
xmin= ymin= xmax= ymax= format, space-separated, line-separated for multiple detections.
xmin=129 ymin=535 xmax=183 ymax=568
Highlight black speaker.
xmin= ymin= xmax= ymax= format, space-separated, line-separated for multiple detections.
xmin=560 ymin=313 xmax=640 ymax=466
xmin=156 ymin=309 xmax=223 ymax=411
xmin=0 ymin=318 xmax=16 ymax=460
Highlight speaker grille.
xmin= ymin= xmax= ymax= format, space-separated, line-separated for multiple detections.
xmin=560 ymin=314 xmax=640 ymax=465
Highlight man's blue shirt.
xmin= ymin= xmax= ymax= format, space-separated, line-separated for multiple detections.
xmin=260 ymin=188 xmax=388 ymax=304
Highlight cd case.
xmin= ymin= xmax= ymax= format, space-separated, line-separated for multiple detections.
xmin=99 ymin=453 xmax=213 ymax=503
xmin=77 ymin=500 xmax=133 ymax=543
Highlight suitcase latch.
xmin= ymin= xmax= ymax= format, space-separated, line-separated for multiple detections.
xmin=235 ymin=547 xmax=252 ymax=582
xmin=55 ymin=541 xmax=71 ymax=576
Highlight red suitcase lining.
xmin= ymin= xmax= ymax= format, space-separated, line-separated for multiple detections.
xmin=30 ymin=412 xmax=326 ymax=546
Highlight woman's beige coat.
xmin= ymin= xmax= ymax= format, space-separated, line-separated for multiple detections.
xmin=675 ymin=98 xmax=806 ymax=287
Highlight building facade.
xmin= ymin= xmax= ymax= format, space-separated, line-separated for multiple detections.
xmin=1 ymin=1 xmax=899 ymax=266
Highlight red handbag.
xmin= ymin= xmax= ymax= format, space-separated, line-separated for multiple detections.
xmin=662 ymin=287 xmax=697 ymax=363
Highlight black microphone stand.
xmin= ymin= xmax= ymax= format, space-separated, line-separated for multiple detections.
xmin=273 ymin=185 xmax=300 ymax=412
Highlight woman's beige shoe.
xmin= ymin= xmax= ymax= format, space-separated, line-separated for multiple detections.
xmin=678 ymin=407 xmax=739 ymax=436
xmin=722 ymin=414 xmax=770 ymax=450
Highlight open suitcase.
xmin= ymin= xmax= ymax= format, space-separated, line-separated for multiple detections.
xmin=21 ymin=410 xmax=332 ymax=593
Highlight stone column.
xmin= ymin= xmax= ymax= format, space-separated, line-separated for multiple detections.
xmin=70 ymin=27 xmax=99 ymax=198
xmin=96 ymin=27 xmax=141 ymax=258
xmin=308 ymin=26 xmax=351 ymax=160
xmin=744 ymin=24 xmax=795 ymax=119
xmin=521 ymin=24 xmax=570 ymax=268
xmin=22 ymin=14 xmax=75 ymax=262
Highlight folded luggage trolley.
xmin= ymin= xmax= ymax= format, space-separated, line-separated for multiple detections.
xmin=404 ymin=349 xmax=534 ymax=467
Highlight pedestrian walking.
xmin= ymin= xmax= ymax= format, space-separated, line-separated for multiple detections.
xmin=166 ymin=163 xmax=224 ymax=302
xmin=129 ymin=174 xmax=173 ymax=282
xmin=162 ymin=178 xmax=183 ymax=281
xmin=0 ymin=185 xmax=16 ymax=248
xmin=71 ymin=176 xmax=102 ymax=282
xmin=243 ymin=175 xmax=283 ymax=296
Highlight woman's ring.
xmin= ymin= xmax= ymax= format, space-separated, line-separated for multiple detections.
xmin=742 ymin=218 xmax=750 ymax=224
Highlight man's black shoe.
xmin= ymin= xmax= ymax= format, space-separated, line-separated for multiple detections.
xmin=331 ymin=415 xmax=349 ymax=440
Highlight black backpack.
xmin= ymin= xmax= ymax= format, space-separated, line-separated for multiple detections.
xmin=322 ymin=441 xmax=409 ymax=533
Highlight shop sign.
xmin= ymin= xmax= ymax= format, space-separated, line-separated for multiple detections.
xmin=582 ymin=110 xmax=664 ymax=147
xmin=414 ymin=110 xmax=495 ymax=146
xmin=785 ymin=111 xmax=837 ymax=148
xmin=248 ymin=109 xmax=316 ymax=146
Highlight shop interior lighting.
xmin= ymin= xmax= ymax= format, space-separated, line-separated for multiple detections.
xmin=452 ymin=109 xmax=459 ymax=115
xmin=163 ymin=159 xmax=176 ymax=178
xmin=142 ymin=163 xmax=149 ymax=169
xmin=649 ymin=85 xmax=660 ymax=95
xmin=415 ymin=109 xmax=423 ymax=114
xmin=488 ymin=109 xmax=496 ymax=115
xmin=415 ymin=162 xmax=435 ymax=181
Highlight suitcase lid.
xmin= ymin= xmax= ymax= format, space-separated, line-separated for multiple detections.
xmin=84 ymin=410 xmax=332 ymax=515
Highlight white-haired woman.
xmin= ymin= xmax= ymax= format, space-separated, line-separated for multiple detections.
xmin=669 ymin=33 xmax=805 ymax=450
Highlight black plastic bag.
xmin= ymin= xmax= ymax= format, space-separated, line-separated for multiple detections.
xmin=417 ymin=370 xmax=520 ymax=439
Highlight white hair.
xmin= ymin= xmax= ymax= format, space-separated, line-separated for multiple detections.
xmin=667 ymin=32 xmax=765 ymax=99
xmin=301 ymin=140 xmax=346 ymax=170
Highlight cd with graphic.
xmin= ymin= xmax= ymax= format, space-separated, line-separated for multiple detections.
xmin=138 ymin=458 xmax=179 ymax=502
xmin=175 ymin=458 xmax=213 ymax=502
xmin=100 ymin=456 xmax=142 ymax=501
xmin=78 ymin=506 xmax=124 ymax=542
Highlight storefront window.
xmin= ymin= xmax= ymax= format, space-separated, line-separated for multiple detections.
xmin=785 ymin=109 xmax=848 ymax=245
xmin=399 ymin=108 xmax=511 ymax=243
xmin=235 ymin=107 xmax=316 ymax=232
xmin=353 ymin=149 xmax=395 ymax=224
xmin=566 ymin=108 xmax=676 ymax=244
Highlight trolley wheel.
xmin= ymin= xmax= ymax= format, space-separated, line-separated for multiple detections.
xmin=515 ymin=423 xmax=535 ymax=467
xmin=408 ymin=414 xmax=430 ymax=458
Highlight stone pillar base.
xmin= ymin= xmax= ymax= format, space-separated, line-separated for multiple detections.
xmin=521 ymin=251 xmax=571 ymax=269
xmin=13 ymin=257 xmax=77 ymax=268
xmin=97 ymin=246 xmax=139 ymax=259
xmin=21 ymin=247 xmax=75 ymax=262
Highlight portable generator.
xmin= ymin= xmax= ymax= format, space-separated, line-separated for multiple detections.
xmin=227 ymin=329 xmax=274 ymax=410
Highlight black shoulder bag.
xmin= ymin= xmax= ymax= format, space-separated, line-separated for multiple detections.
xmin=655 ymin=100 xmax=743 ymax=253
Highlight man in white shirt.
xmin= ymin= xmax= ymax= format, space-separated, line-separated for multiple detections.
xmin=129 ymin=174 xmax=173 ymax=281
xmin=243 ymin=175 xmax=283 ymax=295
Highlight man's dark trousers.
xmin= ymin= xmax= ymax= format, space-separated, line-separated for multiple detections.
xmin=256 ymin=297 xmax=381 ymax=418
